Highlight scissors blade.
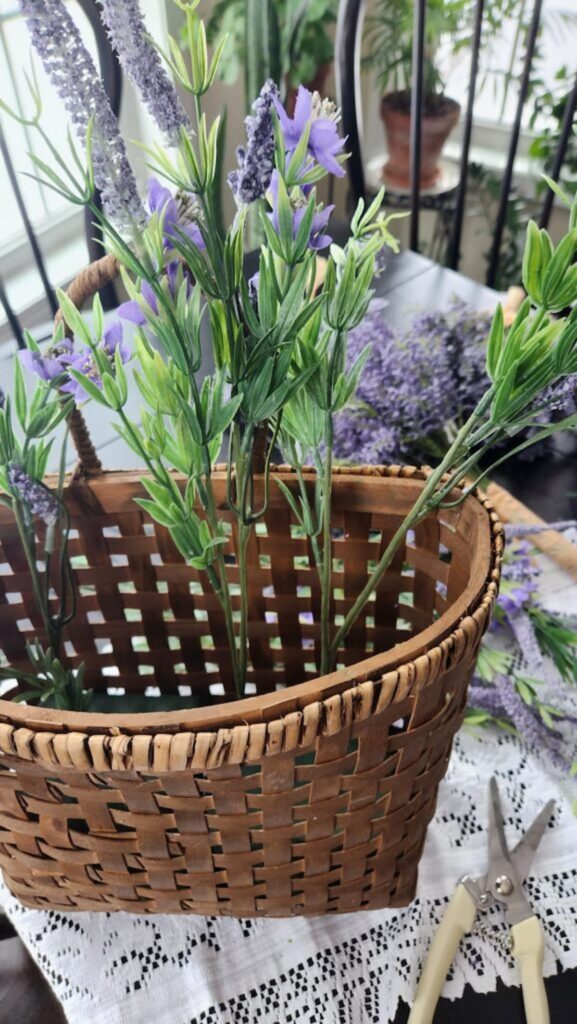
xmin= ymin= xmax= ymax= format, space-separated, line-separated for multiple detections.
xmin=486 ymin=776 xmax=515 ymax=877
xmin=486 ymin=779 xmax=555 ymax=928
xmin=510 ymin=799 xmax=556 ymax=885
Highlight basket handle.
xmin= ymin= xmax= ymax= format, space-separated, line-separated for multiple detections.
xmin=54 ymin=253 xmax=119 ymax=477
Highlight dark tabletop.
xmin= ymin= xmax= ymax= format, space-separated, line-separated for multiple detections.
xmin=1 ymin=247 xmax=576 ymax=1021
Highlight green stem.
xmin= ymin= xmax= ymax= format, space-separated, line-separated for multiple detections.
xmin=204 ymin=475 xmax=244 ymax=697
xmin=531 ymin=306 xmax=547 ymax=333
xmin=193 ymin=94 xmax=203 ymax=131
xmin=238 ymin=520 xmax=251 ymax=689
xmin=13 ymin=504 xmax=60 ymax=655
xmin=328 ymin=393 xmax=494 ymax=665
xmin=293 ymin=453 xmax=322 ymax=570
xmin=120 ymin=407 xmax=244 ymax=693
xmin=320 ymin=412 xmax=333 ymax=676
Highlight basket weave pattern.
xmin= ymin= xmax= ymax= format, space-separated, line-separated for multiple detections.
xmin=0 ymin=465 xmax=502 ymax=916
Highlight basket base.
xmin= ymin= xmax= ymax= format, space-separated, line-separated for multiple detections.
xmin=3 ymin=872 xmax=419 ymax=917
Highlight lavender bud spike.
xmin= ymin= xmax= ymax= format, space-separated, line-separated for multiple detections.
xmin=98 ymin=0 xmax=192 ymax=146
xmin=19 ymin=0 xmax=146 ymax=231
xmin=8 ymin=464 xmax=59 ymax=527
xmin=228 ymin=80 xmax=278 ymax=205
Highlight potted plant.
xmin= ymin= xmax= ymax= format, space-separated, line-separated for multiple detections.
xmin=0 ymin=0 xmax=576 ymax=919
xmin=206 ymin=0 xmax=338 ymax=112
xmin=364 ymin=0 xmax=469 ymax=189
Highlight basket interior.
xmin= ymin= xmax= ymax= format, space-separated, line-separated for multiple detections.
xmin=0 ymin=468 xmax=484 ymax=709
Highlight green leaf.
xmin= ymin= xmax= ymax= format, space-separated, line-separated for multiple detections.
xmin=542 ymin=229 xmax=577 ymax=308
xmin=101 ymin=374 xmax=122 ymax=410
xmin=13 ymin=357 xmax=27 ymax=432
xmin=68 ymin=370 xmax=109 ymax=406
xmin=28 ymin=400 xmax=72 ymax=439
xmin=541 ymin=174 xmax=572 ymax=209
xmin=292 ymin=193 xmax=316 ymax=262
xmin=134 ymin=497 xmax=175 ymax=528
xmin=486 ymin=303 xmax=504 ymax=381
xmin=141 ymin=476 xmax=175 ymax=509
xmin=259 ymin=207 xmax=286 ymax=259
xmin=275 ymin=174 xmax=295 ymax=256
xmin=55 ymin=288 xmax=92 ymax=345
xmin=521 ymin=220 xmax=543 ymax=303
xmin=92 ymin=293 xmax=104 ymax=342
xmin=286 ymin=122 xmax=312 ymax=183
xmin=213 ymin=394 xmax=243 ymax=436
xmin=276 ymin=477 xmax=305 ymax=527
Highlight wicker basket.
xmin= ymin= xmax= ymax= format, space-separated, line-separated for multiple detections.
xmin=0 ymin=258 xmax=503 ymax=917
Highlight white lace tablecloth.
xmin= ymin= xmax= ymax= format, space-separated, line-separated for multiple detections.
xmin=2 ymin=559 xmax=577 ymax=1024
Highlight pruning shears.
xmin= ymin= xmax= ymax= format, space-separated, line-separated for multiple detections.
xmin=409 ymin=777 xmax=555 ymax=1024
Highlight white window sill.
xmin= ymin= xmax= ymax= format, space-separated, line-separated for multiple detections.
xmin=0 ymin=208 xmax=89 ymax=344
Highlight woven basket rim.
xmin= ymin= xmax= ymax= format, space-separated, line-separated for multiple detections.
xmin=0 ymin=465 xmax=503 ymax=765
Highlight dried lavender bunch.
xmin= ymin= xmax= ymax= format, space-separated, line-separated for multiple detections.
xmin=469 ymin=673 xmax=569 ymax=772
xmin=18 ymin=0 xmax=145 ymax=230
xmin=467 ymin=532 xmax=577 ymax=772
xmin=98 ymin=0 xmax=192 ymax=145
xmin=334 ymin=300 xmax=577 ymax=466
xmin=334 ymin=301 xmax=490 ymax=465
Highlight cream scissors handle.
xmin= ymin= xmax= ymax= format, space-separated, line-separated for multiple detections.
xmin=511 ymin=916 xmax=550 ymax=1024
xmin=408 ymin=883 xmax=477 ymax=1024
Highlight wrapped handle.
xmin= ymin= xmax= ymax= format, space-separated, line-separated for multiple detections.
xmin=54 ymin=253 xmax=119 ymax=477
xmin=408 ymin=884 xmax=477 ymax=1024
xmin=511 ymin=916 xmax=550 ymax=1024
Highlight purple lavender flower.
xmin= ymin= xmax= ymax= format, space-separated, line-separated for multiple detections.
xmin=19 ymin=0 xmax=145 ymax=230
xmin=18 ymin=339 xmax=74 ymax=383
xmin=8 ymin=464 xmax=58 ymax=526
xmin=228 ymin=80 xmax=278 ymax=205
xmin=116 ymin=260 xmax=191 ymax=325
xmin=62 ymin=322 xmax=130 ymax=402
xmin=273 ymin=87 xmax=346 ymax=178
xmin=97 ymin=0 xmax=191 ymax=145
xmin=0 ymin=387 xmax=5 ymax=410
xmin=147 ymin=178 xmax=204 ymax=250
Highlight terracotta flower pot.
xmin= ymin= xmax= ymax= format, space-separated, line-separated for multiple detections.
xmin=380 ymin=91 xmax=461 ymax=190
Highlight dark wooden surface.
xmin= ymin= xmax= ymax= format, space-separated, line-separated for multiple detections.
xmin=0 ymin=930 xmax=66 ymax=1024
xmin=1 ymin=246 xmax=576 ymax=1021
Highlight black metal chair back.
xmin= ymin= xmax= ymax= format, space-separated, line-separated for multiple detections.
xmin=0 ymin=0 xmax=122 ymax=348
xmin=336 ymin=0 xmax=577 ymax=286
